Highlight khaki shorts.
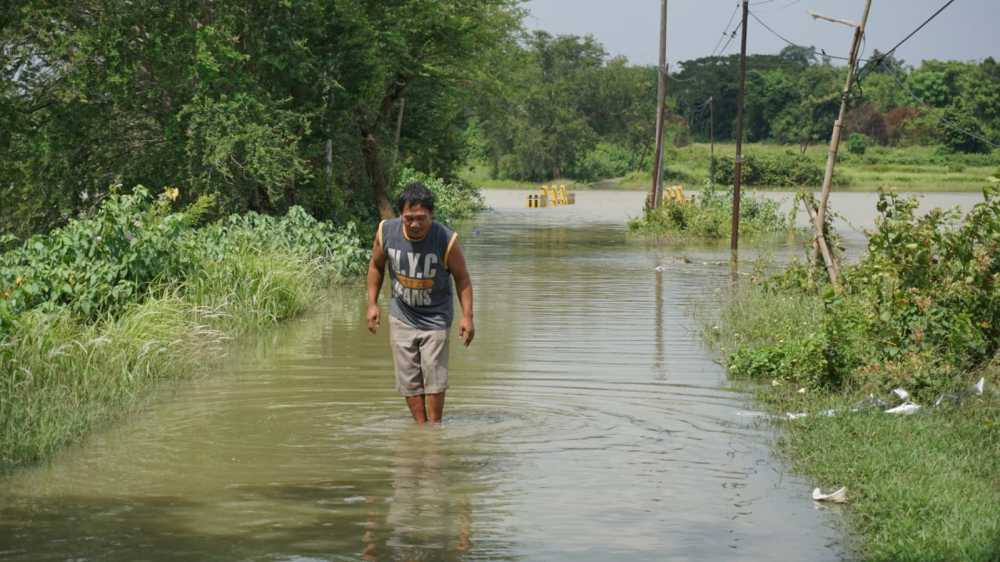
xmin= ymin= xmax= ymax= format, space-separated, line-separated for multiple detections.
xmin=389 ymin=316 xmax=450 ymax=396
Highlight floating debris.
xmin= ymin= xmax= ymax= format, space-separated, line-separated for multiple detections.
xmin=885 ymin=402 xmax=921 ymax=415
xmin=812 ymin=486 xmax=848 ymax=504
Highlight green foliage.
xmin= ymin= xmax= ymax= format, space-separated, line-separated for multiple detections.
xmin=848 ymin=132 xmax=868 ymax=155
xmin=711 ymin=152 xmax=830 ymax=187
xmin=0 ymin=184 xmax=371 ymax=466
xmin=566 ymin=142 xmax=636 ymax=182
xmin=718 ymin=187 xmax=1000 ymax=401
xmin=181 ymin=93 xmax=311 ymax=212
xmin=475 ymin=33 xmax=654 ymax=183
xmin=393 ymin=168 xmax=485 ymax=226
xmin=769 ymin=391 xmax=1000 ymax=562
xmin=628 ymin=182 xmax=793 ymax=241
xmin=0 ymin=186 xmax=368 ymax=329
xmin=0 ymin=0 xmax=523 ymax=237
xmin=940 ymin=106 xmax=992 ymax=154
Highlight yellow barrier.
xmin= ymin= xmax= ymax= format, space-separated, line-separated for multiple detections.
xmin=527 ymin=184 xmax=576 ymax=208
xmin=527 ymin=193 xmax=548 ymax=208
xmin=665 ymin=185 xmax=687 ymax=204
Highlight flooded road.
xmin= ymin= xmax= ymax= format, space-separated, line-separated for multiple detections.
xmin=0 ymin=189 xmax=984 ymax=561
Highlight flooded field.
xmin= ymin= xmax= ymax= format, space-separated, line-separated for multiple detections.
xmin=0 ymin=189 xmax=983 ymax=561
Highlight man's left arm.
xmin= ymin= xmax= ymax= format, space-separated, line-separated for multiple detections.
xmin=447 ymin=241 xmax=475 ymax=346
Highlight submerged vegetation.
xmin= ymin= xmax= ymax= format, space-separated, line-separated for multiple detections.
xmin=0 ymin=187 xmax=369 ymax=467
xmin=627 ymin=182 xmax=794 ymax=241
xmin=708 ymin=187 xmax=1000 ymax=561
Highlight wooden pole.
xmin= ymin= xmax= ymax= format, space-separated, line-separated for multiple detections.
xmin=812 ymin=0 xmax=872 ymax=291
xmin=730 ymin=0 xmax=748 ymax=255
xmin=649 ymin=0 xmax=668 ymax=210
xmin=709 ymin=96 xmax=715 ymax=185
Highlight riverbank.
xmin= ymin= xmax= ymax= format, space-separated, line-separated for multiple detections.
xmin=708 ymin=188 xmax=1000 ymax=561
xmin=0 ymin=188 xmax=370 ymax=467
xmin=463 ymin=143 xmax=1000 ymax=192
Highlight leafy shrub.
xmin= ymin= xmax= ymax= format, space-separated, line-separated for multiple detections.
xmin=848 ymin=133 xmax=868 ymax=155
xmin=718 ymin=186 xmax=1000 ymax=400
xmin=393 ymin=168 xmax=485 ymax=226
xmin=566 ymin=143 xmax=636 ymax=182
xmin=628 ymin=182 xmax=794 ymax=240
xmin=941 ymin=107 xmax=992 ymax=154
xmin=0 ymin=186 xmax=371 ymax=465
xmin=0 ymin=186 xmax=368 ymax=329
xmin=711 ymin=151 xmax=835 ymax=187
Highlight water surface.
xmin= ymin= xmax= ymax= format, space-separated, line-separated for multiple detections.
xmin=1 ymin=189 xmax=983 ymax=561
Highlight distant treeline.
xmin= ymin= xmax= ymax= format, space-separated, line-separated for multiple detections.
xmin=3 ymin=3 xmax=998 ymax=238
xmin=473 ymin=37 xmax=1000 ymax=183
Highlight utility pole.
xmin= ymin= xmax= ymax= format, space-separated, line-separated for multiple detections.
xmin=708 ymin=96 xmax=715 ymax=185
xmin=648 ymin=0 xmax=668 ymax=210
xmin=810 ymin=0 xmax=873 ymax=291
xmin=730 ymin=0 xmax=748 ymax=256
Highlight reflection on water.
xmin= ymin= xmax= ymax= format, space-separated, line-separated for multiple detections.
xmin=0 ymin=189 xmax=984 ymax=561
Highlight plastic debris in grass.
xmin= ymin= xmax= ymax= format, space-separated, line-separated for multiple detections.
xmin=783 ymin=377 xmax=986 ymax=420
xmin=812 ymin=486 xmax=848 ymax=504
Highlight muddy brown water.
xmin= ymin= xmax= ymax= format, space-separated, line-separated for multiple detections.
xmin=0 ymin=190 xmax=984 ymax=561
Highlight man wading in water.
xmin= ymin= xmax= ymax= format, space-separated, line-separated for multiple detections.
xmin=367 ymin=182 xmax=475 ymax=424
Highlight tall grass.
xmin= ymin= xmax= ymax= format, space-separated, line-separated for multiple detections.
xmin=706 ymin=188 xmax=1000 ymax=560
xmin=0 ymin=247 xmax=323 ymax=467
xmin=0 ymin=188 xmax=370 ymax=467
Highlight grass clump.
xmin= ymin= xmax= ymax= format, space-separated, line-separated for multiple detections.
xmin=628 ymin=182 xmax=794 ymax=241
xmin=0 ymin=187 xmax=369 ymax=467
xmin=777 ymin=396 xmax=1000 ymax=562
xmin=708 ymin=186 xmax=1000 ymax=561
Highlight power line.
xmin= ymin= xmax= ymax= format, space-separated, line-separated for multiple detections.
xmin=870 ymin=0 xmax=957 ymax=67
xmin=710 ymin=2 xmax=741 ymax=58
xmin=856 ymin=0 xmax=994 ymax=148
xmin=753 ymin=0 xmax=803 ymax=11
xmin=717 ymin=21 xmax=743 ymax=57
xmin=747 ymin=9 xmax=853 ymax=61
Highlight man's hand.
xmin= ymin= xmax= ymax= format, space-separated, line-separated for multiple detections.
xmin=367 ymin=304 xmax=381 ymax=334
xmin=459 ymin=316 xmax=475 ymax=347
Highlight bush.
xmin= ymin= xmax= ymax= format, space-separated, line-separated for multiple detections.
xmin=717 ymin=186 xmax=1000 ymax=400
xmin=0 ymin=186 xmax=371 ymax=465
xmin=628 ymin=182 xmax=794 ymax=241
xmin=565 ymin=143 xmax=635 ymax=182
xmin=0 ymin=186 xmax=368 ymax=331
xmin=711 ymin=151 xmax=834 ymax=187
xmin=848 ymin=133 xmax=868 ymax=155
xmin=941 ymin=107 xmax=992 ymax=154
xmin=393 ymin=168 xmax=485 ymax=226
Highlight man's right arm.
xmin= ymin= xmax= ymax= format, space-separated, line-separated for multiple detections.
xmin=367 ymin=226 xmax=387 ymax=334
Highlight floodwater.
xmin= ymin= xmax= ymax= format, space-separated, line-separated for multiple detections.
xmin=0 ymin=189 xmax=984 ymax=561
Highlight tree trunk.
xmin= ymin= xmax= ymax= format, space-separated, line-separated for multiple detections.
xmin=361 ymin=131 xmax=395 ymax=219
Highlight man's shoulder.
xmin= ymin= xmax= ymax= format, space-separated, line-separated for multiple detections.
xmin=431 ymin=221 xmax=454 ymax=238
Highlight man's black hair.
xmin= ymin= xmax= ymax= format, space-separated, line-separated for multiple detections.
xmin=397 ymin=181 xmax=435 ymax=213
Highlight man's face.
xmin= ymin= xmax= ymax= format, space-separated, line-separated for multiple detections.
xmin=401 ymin=203 xmax=432 ymax=239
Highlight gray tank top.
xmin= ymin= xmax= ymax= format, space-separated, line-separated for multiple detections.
xmin=380 ymin=218 xmax=458 ymax=329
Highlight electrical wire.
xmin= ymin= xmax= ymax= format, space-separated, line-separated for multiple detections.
xmin=717 ymin=21 xmax=743 ymax=57
xmin=710 ymin=2 xmax=741 ymax=58
xmin=747 ymin=9 xmax=853 ymax=61
xmin=870 ymin=0 xmax=957 ymax=67
xmin=883 ymin=61 xmax=999 ymax=149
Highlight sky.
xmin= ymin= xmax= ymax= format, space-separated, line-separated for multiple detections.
xmin=523 ymin=0 xmax=997 ymax=67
